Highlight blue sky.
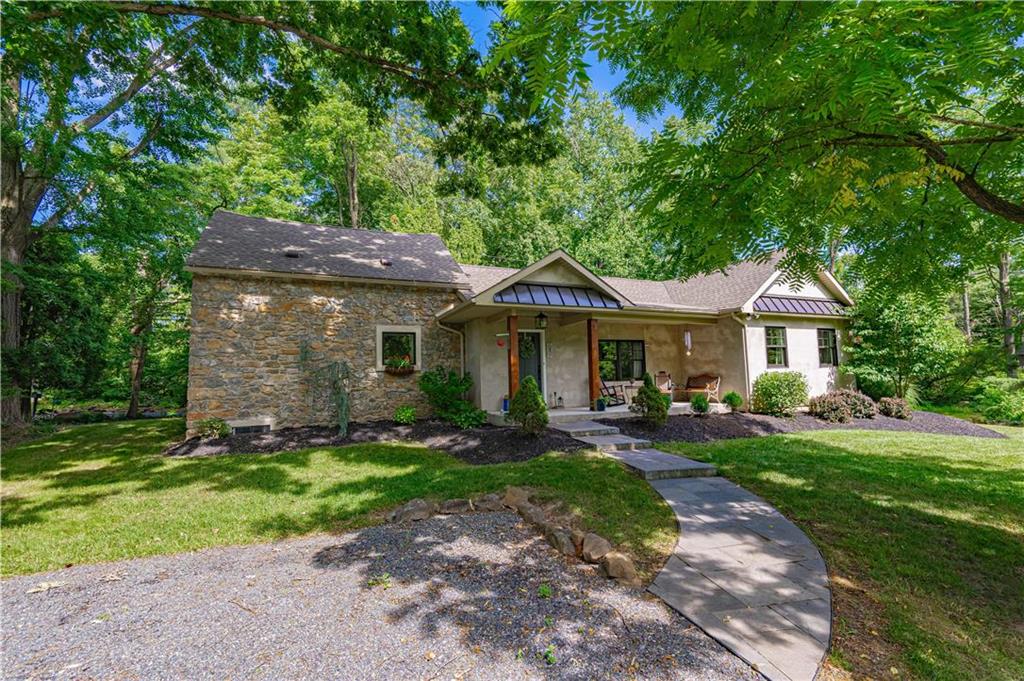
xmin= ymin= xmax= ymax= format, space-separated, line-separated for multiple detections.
xmin=457 ymin=2 xmax=676 ymax=138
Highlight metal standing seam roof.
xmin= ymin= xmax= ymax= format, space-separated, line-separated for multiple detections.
xmin=754 ymin=295 xmax=846 ymax=316
xmin=493 ymin=283 xmax=622 ymax=309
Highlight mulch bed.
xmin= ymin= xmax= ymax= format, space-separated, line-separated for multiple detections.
xmin=605 ymin=410 xmax=1006 ymax=442
xmin=164 ymin=419 xmax=586 ymax=464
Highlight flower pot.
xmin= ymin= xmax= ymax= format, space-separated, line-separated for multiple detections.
xmin=384 ymin=366 xmax=415 ymax=376
xmin=595 ymin=400 xmax=606 ymax=412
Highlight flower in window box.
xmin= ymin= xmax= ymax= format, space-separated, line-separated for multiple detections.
xmin=384 ymin=354 xmax=415 ymax=375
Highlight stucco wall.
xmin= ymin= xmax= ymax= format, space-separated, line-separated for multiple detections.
xmin=765 ymin=277 xmax=834 ymax=300
xmin=677 ymin=318 xmax=749 ymax=404
xmin=187 ymin=274 xmax=461 ymax=435
xmin=743 ymin=317 xmax=848 ymax=397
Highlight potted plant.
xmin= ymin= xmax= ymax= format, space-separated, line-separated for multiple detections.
xmin=383 ymin=354 xmax=415 ymax=376
xmin=594 ymin=396 xmax=607 ymax=412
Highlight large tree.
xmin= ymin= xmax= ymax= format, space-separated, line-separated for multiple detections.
xmin=492 ymin=2 xmax=1024 ymax=280
xmin=1 ymin=1 xmax=551 ymax=422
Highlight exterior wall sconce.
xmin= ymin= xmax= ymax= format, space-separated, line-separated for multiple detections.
xmin=535 ymin=312 xmax=548 ymax=329
xmin=684 ymin=329 xmax=692 ymax=356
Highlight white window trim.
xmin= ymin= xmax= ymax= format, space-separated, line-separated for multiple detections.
xmin=376 ymin=324 xmax=423 ymax=371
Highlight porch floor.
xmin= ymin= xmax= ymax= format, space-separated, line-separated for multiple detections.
xmin=487 ymin=402 xmax=730 ymax=425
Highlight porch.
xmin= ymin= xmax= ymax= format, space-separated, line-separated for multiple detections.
xmin=487 ymin=400 xmax=731 ymax=425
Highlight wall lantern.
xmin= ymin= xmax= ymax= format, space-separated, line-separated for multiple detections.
xmin=535 ymin=312 xmax=548 ymax=329
xmin=684 ymin=329 xmax=693 ymax=356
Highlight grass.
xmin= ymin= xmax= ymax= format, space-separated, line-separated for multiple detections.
xmin=659 ymin=427 xmax=1024 ymax=681
xmin=917 ymin=402 xmax=988 ymax=423
xmin=0 ymin=418 xmax=676 ymax=579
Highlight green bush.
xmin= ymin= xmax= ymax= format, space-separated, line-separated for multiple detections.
xmin=691 ymin=393 xmax=709 ymax=414
xmin=723 ymin=391 xmax=743 ymax=410
xmin=507 ymin=375 xmax=548 ymax=434
xmin=194 ymin=417 xmax=230 ymax=439
xmin=836 ymin=389 xmax=878 ymax=418
xmin=392 ymin=405 xmax=416 ymax=425
xmin=630 ymin=373 xmax=669 ymax=427
xmin=418 ymin=367 xmax=486 ymax=428
xmin=972 ymin=376 xmax=1024 ymax=424
xmin=751 ymin=371 xmax=808 ymax=416
xmin=878 ymin=397 xmax=912 ymax=420
xmin=808 ymin=392 xmax=852 ymax=423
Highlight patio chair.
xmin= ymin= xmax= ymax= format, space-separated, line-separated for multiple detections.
xmin=655 ymin=371 xmax=673 ymax=396
xmin=682 ymin=374 xmax=721 ymax=403
xmin=599 ymin=380 xmax=627 ymax=407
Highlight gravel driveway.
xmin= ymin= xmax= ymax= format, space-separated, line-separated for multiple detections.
xmin=3 ymin=513 xmax=756 ymax=681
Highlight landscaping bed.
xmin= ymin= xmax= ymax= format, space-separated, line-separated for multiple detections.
xmin=605 ymin=409 xmax=1004 ymax=442
xmin=164 ymin=419 xmax=586 ymax=463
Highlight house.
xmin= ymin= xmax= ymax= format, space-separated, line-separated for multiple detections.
xmin=185 ymin=210 xmax=853 ymax=435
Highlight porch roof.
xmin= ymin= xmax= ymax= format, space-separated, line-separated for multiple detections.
xmin=494 ymin=283 xmax=622 ymax=309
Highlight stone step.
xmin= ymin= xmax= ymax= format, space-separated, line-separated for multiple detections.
xmin=603 ymin=448 xmax=718 ymax=481
xmin=549 ymin=420 xmax=621 ymax=437
xmin=575 ymin=434 xmax=652 ymax=451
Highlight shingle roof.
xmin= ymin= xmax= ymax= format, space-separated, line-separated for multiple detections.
xmin=188 ymin=210 xmax=470 ymax=288
xmin=460 ymin=255 xmax=786 ymax=313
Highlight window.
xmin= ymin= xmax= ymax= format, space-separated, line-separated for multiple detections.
xmin=765 ymin=326 xmax=788 ymax=367
xmin=598 ymin=340 xmax=646 ymax=381
xmin=817 ymin=328 xmax=839 ymax=366
xmin=376 ymin=325 xmax=421 ymax=370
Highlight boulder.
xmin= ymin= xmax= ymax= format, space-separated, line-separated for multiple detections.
xmin=387 ymin=498 xmax=437 ymax=523
xmin=438 ymin=499 xmax=473 ymax=514
xmin=546 ymin=527 xmax=577 ymax=557
xmin=517 ymin=502 xmax=547 ymax=528
xmin=502 ymin=486 xmax=533 ymax=510
xmin=581 ymin=533 xmax=613 ymax=563
xmin=571 ymin=529 xmax=586 ymax=556
xmin=473 ymin=493 xmax=505 ymax=512
xmin=599 ymin=551 xmax=640 ymax=586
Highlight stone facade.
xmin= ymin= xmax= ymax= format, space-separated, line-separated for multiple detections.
xmin=187 ymin=274 xmax=461 ymax=436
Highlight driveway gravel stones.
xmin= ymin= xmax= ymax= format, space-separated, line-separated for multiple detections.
xmin=3 ymin=513 xmax=757 ymax=681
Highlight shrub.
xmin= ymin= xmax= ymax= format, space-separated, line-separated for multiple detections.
xmin=507 ymin=376 xmax=548 ymax=434
xmin=808 ymin=393 xmax=852 ymax=423
xmin=418 ymin=367 xmax=486 ymax=428
xmin=722 ymin=391 xmax=743 ymax=410
xmin=691 ymin=393 xmax=709 ymax=415
xmin=194 ymin=417 xmax=230 ymax=439
xmin=972 ymin=376 xmax=1024 ymax=424
xmin=392 ymin=405 xmax=416 ymax=425
xmin=836 ymin=389 xmax=878 ymax=418
xmin=878 ymin=397 xmax=911 ymax=420
xmin=751 ymin=371 xmax=808 ymax=416
xmin=630 ymin=373 xmax=668 ymax=427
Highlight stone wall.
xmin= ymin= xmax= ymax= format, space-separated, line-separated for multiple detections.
xmin=187 ymin=274 xmax=462 ymax=436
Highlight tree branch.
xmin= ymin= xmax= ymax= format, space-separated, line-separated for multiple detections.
xmin=930 ymin=114 xmax=1024 ymax=134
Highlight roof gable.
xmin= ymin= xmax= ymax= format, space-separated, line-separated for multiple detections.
xmin=467 ymin=250 xmax=630 ymax=305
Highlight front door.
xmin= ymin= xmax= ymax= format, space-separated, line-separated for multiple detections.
xmin=518 ymin=331 xmax=544 ymax=398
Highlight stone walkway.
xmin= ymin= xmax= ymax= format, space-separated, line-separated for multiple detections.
xmin=553 ymin=420 xmax=831 ymax=681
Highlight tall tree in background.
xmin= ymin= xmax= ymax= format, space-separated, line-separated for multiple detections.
xmin=493 ymin=2 xmax=1023 ymax=280
xmin=1 ymin=1 xmax=554 ymax=423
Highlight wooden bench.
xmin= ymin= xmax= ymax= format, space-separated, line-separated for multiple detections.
xmin=681 ymin=374 xmax=721 ymax=403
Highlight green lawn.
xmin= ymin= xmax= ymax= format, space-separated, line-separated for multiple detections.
xmin=659 ymin=428 xmax=1024 ymax=681
xmin=1 ymin=419 xmax=675 ymax=578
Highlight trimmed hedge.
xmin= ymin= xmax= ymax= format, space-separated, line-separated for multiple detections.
xmin=507 ymin=375 xmax=549 ymax=434
xmin=878 ymin=397 xmax=911 ymax=420
xmin=751 ymin=371 xmax=808 ymax=416
xmin=808 ymin=392 xmax=852 ymax=423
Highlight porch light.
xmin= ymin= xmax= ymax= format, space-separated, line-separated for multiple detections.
xmin=684 ymin=329 xmax=692 ymax=356
xmin=535 ymin=312 xmax=548 ymax=329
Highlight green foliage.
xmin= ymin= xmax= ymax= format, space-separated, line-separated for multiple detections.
xmin=751 ymin=372 xmax=809 ymax=417
xmin=194 ymin=418 xmax=230 ymax=439
xmin=629 ymin=373 xmax=668 ymax=427
xmin=507 ymin=376 xmax=549 ymax=435
xmin=418 ymin=367 xmax=486 ymax=429
xmin=878 ymin=397 xmax=912 ymax=420
xmin=494 ymin=2 xmax=1024 ymax=289
xmin=542 ymin=644 xmax=558 ymax=665
xmin=537 ymin=583 xmax=553 ymax=599
xmin=972 ymin=377 xmax=1024 ymax=425
xmin=691 ymin=393 xmax=709 ymax=415
xmin=367 ymin=573 xmax=392 ymax=589
xmin=845 ymin=291 xmax=967 ymax=399
xmin=299 ymin=342 xmax=351 ymax=436
xmin=808 ymin=393 xmax=853 ymax=424
xmin=392 ymin=406 xmax=416 ymax=425
xmin=722 ymin=391 xmax=743 ymax=410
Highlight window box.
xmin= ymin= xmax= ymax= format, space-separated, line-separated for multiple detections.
xmin=377 ymin=325 xmax=421 ymax=373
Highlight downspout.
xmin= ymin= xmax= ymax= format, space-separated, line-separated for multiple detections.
xmin=731 ymin=313 xmax=752 ymax=410
xmin=438 ymin=320 xmax=465 ymax=376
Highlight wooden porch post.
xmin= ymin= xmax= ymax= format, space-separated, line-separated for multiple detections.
xmin=507 ymin=315 xmax=519 ymax=398
xmin=587 ymin=318 xmax=600 ymax=409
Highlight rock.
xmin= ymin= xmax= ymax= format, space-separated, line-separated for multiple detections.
xmin=581 ymin=533 xmax=613 ymax=563
xmin=473 ymin=493 xmax=505 ymax=512
xmin=599 ymin=551 xmax=640 ymax=586
xmin=438 ymin=499 xmax=472 ymax=514
xmin=502 ymin=486 xmax=533 ymax=510
xmin=571 ymin=529 xmax=586 ymax=556
xmin=546 ymin=527 xmax=577 ymax=557
xmin=517 ymin=502 xmax=547 ymax=528
xmin=387 ymin=498 xmax=436 ymax=523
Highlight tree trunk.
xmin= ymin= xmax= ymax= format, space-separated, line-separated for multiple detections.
xmin=346 ymin=146 xmax=360 ymax=229
xmin=962 ymin=283 xmax=972 ymax=342
xmin=997 ymin=251 xmax=1018 ymax=377
xmin=126 ymin=329 xmax=150 ymax=419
